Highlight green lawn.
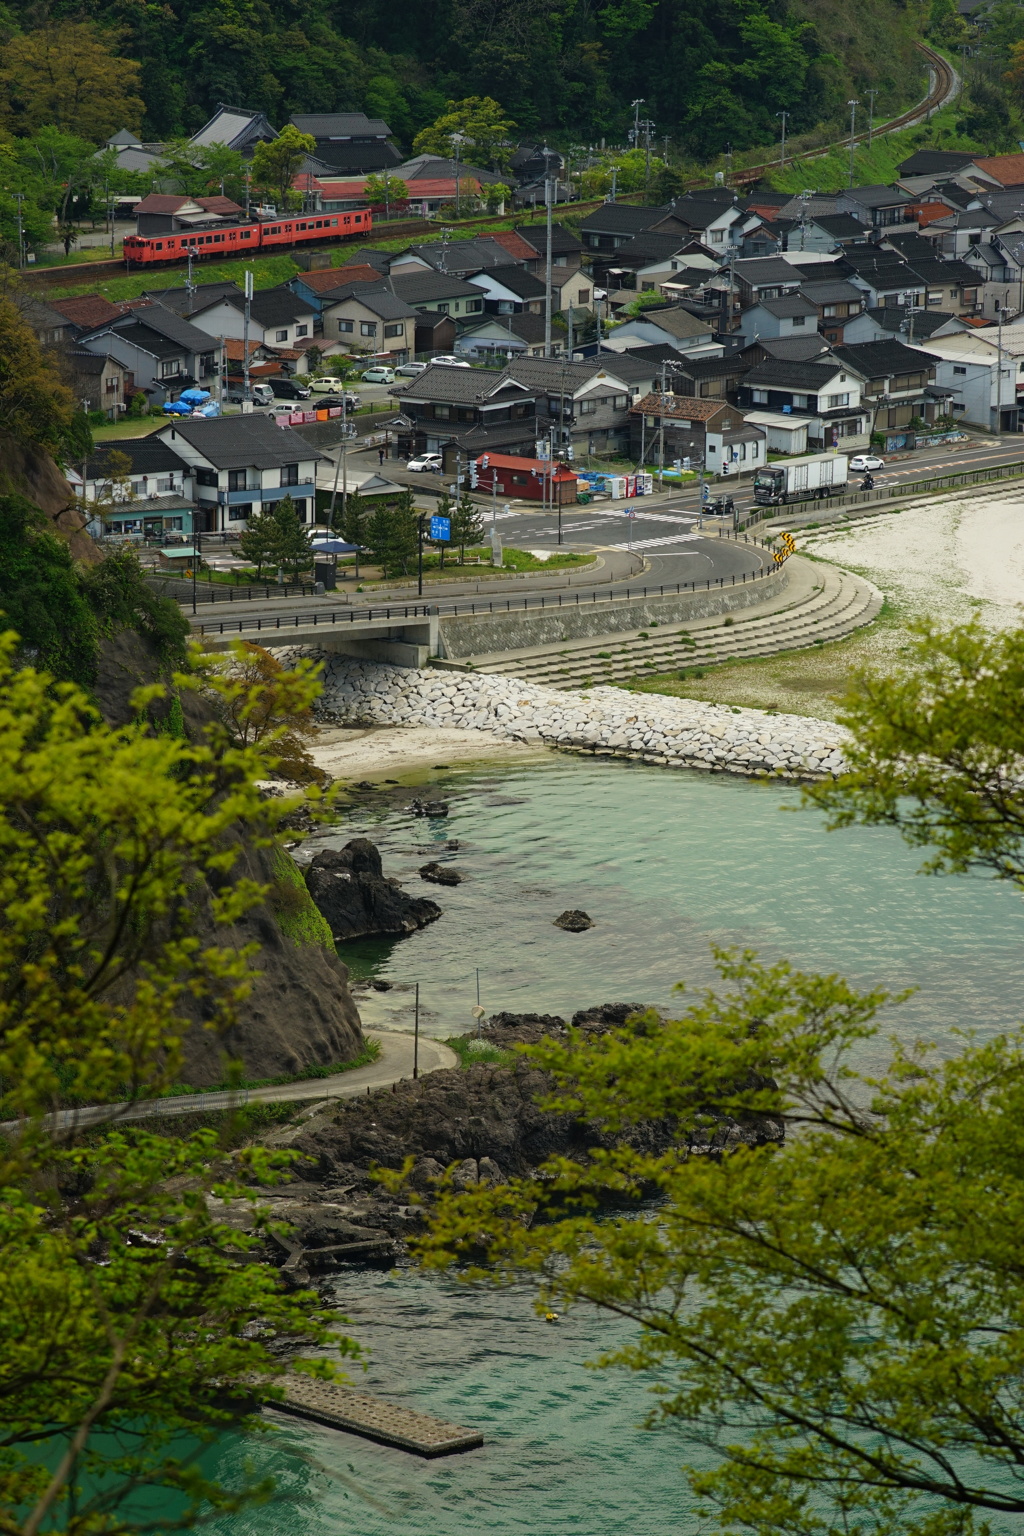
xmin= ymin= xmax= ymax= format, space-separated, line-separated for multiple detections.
xmin=43 ymin=253 xmax=302 ymax=302
xmin=90 ymin=418 xmax=163 ymax=442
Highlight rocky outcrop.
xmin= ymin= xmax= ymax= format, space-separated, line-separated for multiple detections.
xmin=554 ymin=909 xmax=593 ymax=931
xmin=305 ymin=838 xmax=442 ymax=941
xmin=420 ymin=861 xmax=463 ymax=886
xmin=0 ymin=432 xmax=98 ymax=564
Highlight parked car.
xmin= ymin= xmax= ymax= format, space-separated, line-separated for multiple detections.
xmin=431 ymin=354 xmax=471 ymax=368
xmin=396 ymin=360 xmax=427 ymax=376
xmin=269 ymin=378 xmax=312 ymax=400
xmin=407 ymin=452 xmax=443 ymax=472
xmin=310 ymin=375 xmax=349 ymax=392
xmin=849 ymin=453 xmax=885 ymax=471
xmin=316 ymin=393 xmax=360 ymax=411
xmin=361 ymin=366 xmax=396 ymax=384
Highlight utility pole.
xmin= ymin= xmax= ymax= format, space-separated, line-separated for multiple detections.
xmin=451 ymin=132 xmax=466 ymax=218
xmin=725 ymin=141 xmax=733 ymax=182
xmin=544 ymin=166 xmax=554 ymax=358
xmin=14 ymin=192 xmax=24 ymax=269
xmin=866 ymin=88 xmax=878 ymax=148
xmin=185 ymin=245 xmax=197 ymax=300
xmin=245 ymin=169 xmax=251 ymax=219
xmin=997 ymin=302 xmax=1006 ymax=432
xmin=242 ymin=269 xmax=253 ymax=405
xmin=108 ymin=188 xmax=116 ymax=258
xmin=847 ymin=100 xmax=859 ymax=189
xmin=609 ymin=164 xmax=618 ymax=203
xmin=631 ymin=98 xmax=644 ymax=150
xmin=776 ymin=111 xmax=788 ymax=168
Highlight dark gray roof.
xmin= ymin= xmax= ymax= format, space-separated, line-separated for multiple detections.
xmin=832 ymin=340 xmax=936 ymax=377
xmin=877 ymin=232 xmax=942 ymax=261
xmin=159 ymin=416 xmax=324 ymax=469
xmin=290 ymin=112 xmax=392 ymax=138
xmin=514 ymin=223 xmax=583 ymax=256
xmin=610 ymin=341 xmax=688 ymax=366
xmin=929 ymin=209 xmax=1000 ymax=230
xmin=146 ymin=281 xmax=242 ymax=317
xmin=349 ymin=248 xmax=394 ymax=274
xmin=859 ymin=307 xmax=963 ymax=338
xmin=500 ymin=358 xmax=613 ymax=391
xmin=330 ymin=288 xmax=418 ymax=320
xmin=391 ymin=364 xmax=515 ymax=404
xmin=389 ymin=270 xmax=484 ymax=303
xmin=843 ymin=184 xmax=913 ymax=209
xmin=898 ymin=150 xmax=977 ymax=176
xmin=805 ymin=213 xmax=872 ymax=239
xmin=731 ymin=257 xmax=802 ymax=287
xmin=85 ymin=437 xmax=186 ymax=477
xmin=579 ymin=204 xmax=671 ymax=235
xmin=69 ymin=349 xmax=120 ymax=374
xmin=907 ymin=258 xmax=981 ymax=286
xmin=798 ymin=279 xmax=864 ymax=304
xmin=470 ymin=267 xmax=546 ymax=299
xmin=605 ymin=232 xmax=690 ymax=265
xmin=90 ymin=321 xmax=191 ymax=360
xmin=213 ymin=288 xmax=314 ymax=326
xmin=760 ymin=293 xmax=818 ymax=318
xmin=747 ymin=335 xmax=833 ymax=361
xmin=743 ymin=359 xmax=848 ymax=389
xmin=95 ymin=302 xmax=217 ymax=353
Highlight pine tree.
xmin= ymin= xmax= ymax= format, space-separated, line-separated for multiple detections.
xmin=271 ymin=495 xmax=312 ymax=580
xmin=340 ymin=491 xmax=367 ymax=579
xmin=390 ymin=490 xmax=420 ymax=577
xmin=238 ymin=505 xmax=279 ymax=579
xmin=451 ymin=489 xmax=484 ymax=562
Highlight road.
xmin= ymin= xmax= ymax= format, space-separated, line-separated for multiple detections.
xmin=2 ymin=1031 xmax=457 ymax=1135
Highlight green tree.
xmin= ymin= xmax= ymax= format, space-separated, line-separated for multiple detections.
xmin=364 ymin=491 xmax=418 ymax=578
xmin=418 ymin=619 xmax=1024 ymax=1536
xmin=156 ymin=139 xmax=248 ymax=202
xmin=0 ymin=297 xmax=79 ymax=456
xmin=238 ymin=504 xmax=280 ymax=579
xmin=0 ymin=634 xmax=356 ymax=1536
xmin=340 ymin=490 xmax=368 ymax=578
xmin=250 ymin=125 xmax=316 ymax=213
xmin=271 ymin=493 xmax=312 ymax=579
xmin=0 ymin=21 xmax=144 ymax=139
xmin=363 ymin=172 xmax=408 ymax=219
xmin=450 ymin=488 xmax=483 ymax=561
xmin=17 ymin=127 xmax=101 ymax=228
xmin=482 ymin=181 xmax=511 ymax=212
xmin=0 ymin=494 xmax=99 ymax=688
xmin=412 ymin=96 xmax=516 ymax=169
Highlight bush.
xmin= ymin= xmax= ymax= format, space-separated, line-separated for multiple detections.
xmin=83 ymin=545 xmax=191 ymax=670
xmin=0 ymin=493 xmax=99 ymax=686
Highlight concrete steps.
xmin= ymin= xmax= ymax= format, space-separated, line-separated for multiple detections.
xmin=481 ymin=561 xmax=882 ymax=689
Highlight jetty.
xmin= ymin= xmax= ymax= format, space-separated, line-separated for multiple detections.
xmin=275 ymin=1375 xmax=484 ymax=1457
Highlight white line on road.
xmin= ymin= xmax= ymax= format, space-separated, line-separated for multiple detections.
xmin=607 ymin=533 xmax=704 ymax=551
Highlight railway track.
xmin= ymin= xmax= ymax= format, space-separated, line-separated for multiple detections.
xmin=20 ymin=43 xmax=957 ymax=295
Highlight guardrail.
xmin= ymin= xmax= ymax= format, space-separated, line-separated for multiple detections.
xmin=193 ymin=538 xmax=776 ymax=636
xmin=152 ymin=575 xmax=324 ymax=604
xmin=738 ymin=458 xmax=1024 ymax=529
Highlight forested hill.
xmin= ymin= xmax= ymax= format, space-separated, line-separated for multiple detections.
xmin=16 ymin=0 xmax=927 ymax=157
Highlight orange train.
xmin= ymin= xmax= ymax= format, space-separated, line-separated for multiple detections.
xmin=122 ymin=208 xmax=373 ymax=266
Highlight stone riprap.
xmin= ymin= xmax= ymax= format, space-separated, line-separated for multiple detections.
xmin=287 ymin=652 xmax=849 ymax=780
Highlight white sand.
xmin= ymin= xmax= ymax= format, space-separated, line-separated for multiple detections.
xmin=802 ymin=489 xmax=1024 ymax=628
xmin=309 ymin=724 xmax=550 ymax=780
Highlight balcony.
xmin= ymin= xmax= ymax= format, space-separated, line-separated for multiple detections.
xmin=219 ymin=483 xmax=315 ymax=505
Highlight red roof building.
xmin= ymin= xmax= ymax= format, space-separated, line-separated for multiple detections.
xmin=473 ymin=452 xmax=577 ymax=505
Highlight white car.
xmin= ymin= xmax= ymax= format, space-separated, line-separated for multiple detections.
xmin=407 ymin=452 xmax=443 ymax=472
xmin=849 ymin=453 xmax=885 ymax=471
xmin=396 ymin=360 xmax=428 ymax=376
xmin=362 ymin=366 xmax=396 ymax=384
xmin=310 ymin=375 xmax=348 ymax=392
xmin=431 ymin=354 xmax=471 ymax=368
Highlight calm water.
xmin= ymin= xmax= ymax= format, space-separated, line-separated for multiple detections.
xmin=218 ymin=756 xmax=1024 ymax=1534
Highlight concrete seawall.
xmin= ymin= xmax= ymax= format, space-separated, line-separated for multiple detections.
xmin=438 ymin=567 xmax=790 ymax=660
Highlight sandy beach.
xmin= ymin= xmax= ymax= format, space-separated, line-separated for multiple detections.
xmin=309 ymin=723 xmax=551 ymax=780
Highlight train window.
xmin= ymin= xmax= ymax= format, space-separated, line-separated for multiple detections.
xmin=241 ymin=231 xmax=252 ymax=238
xmin=156 ymin=242 xmax=163 ymax=250
xmin=355 ymin=215 xmax=363 ymax=223
xmin=343 ymin=216 xmax=351 ymax=224
xmin=330 ymin=219 xmax=338 ymax=226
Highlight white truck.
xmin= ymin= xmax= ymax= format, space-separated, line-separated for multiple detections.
xmin=752 ymin=452 xmax=849 ymax=506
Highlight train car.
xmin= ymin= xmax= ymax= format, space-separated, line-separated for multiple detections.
xmin=123 ymin=208 xmax=373 ymax=267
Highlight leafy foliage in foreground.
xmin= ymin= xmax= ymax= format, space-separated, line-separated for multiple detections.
xmin=0 ymin=635 xmax=354 ymax=1536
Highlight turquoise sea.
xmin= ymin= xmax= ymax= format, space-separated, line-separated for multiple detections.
xmin=214 ymin=756 xmax=1024 ymax=1535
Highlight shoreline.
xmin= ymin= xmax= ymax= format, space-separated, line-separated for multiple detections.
xmin=310 ymin=723 xmax=552 ymax=780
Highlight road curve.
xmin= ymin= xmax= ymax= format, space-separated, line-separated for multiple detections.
xmin=1 ymin=1031 xmax=457 ymax=1135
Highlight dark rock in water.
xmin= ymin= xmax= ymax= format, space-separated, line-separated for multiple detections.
xmin=482 ymin=1012 xmax=568 ymax=1049
xmin=411 ymin=799 xmax=449 ymax=818
xmin=554 ymin=909 xmax=594 ymax=932
xmin=354 ymin=781 xmax=378 ymax=791
xmin=572 ymin=1002 xmax=647 ymax=1030
xmin=420 ymin=861 xmax=464 ymax=886
xmin=370 ymin=980 xmax=393 ymax=992
xmin=446 ymin=839 xmax=460 ymax=850
xmin=305 ymin=838 xmax=442 ymax=942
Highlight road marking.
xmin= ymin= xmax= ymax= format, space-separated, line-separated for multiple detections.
xmin=607 ymin=533 xmax=704 ymax=551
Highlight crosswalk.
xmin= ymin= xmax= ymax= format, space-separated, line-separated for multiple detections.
xmin=607 ymin=532 xmax=703 ymax=551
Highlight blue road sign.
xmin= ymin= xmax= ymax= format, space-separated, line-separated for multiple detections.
xmin=430 ymin=515 xmax=451 ymax=541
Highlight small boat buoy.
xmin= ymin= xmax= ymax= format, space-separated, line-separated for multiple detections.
xmin=544 ymin=1312 xmax=559 ymax=1324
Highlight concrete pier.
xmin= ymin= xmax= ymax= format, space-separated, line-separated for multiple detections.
xmin=276 ymin=1376 xmax=484 ymax=1456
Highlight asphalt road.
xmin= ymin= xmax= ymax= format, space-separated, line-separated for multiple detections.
xmin=3 ymin=1031 xmax=456 ymax=1134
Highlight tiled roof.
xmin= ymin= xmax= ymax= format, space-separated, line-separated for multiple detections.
xmin=971 ymin=153 xmax=1024 ymax=187
xmin=908 ymin=258 xmax=981 ymax=285
xmin=628 ymin=392 xmax=729 ymax=421
xmin=50 ymin=295 xmax=129 ymax=328
xmin=760 ymin=293 xmax=818 ymax=318
xmin=513 ymin=223 xmax=583 ymax=256
xmin=798 ymin=279 xmax=863 ymax=304
xmin=898 ymin=150 xmax=977 ymax=176
xmin=843 ymin=184 xmax=913 ymax=208
xmin=84 ymin=438 xmax=186 ymax=478
xmin=290 ymin=112 xmax=392 ymax=138
xmin=742 ymin=359 xmax=846 ymax=388
xmin=329 ymin=289 xmax=418 ymax=320
xmin=618 ymin=304 xmax=713 ymax=338
xmin=391 ymin=364 xmax=511 ymax=403
xmin=293 ymin=265 xmax=383 ymax=294
xmin=578 ymin=204 xmax=671 ymax=235
xmin=488 ymin=230 xmax=543 ymax=261
xmin=832 ymin=340 xmax=936 ymax=376
xmin=215 ymin=288 xmax=314 ymax=326
xmin=147 ymin=281 xmax=242 ymax=317
xmin=749 ymin=335 xmax=833 ymax=360
xmin=105 ymin=302 xmax=218 ymax=352
xmin=159 ymin=415 xmax=324 ymax=469
xmin=135 ymin=194 xmax=194 ymax=214
xmin=731 ymin=257 xmax=803 ymax=286
xmin=389 ymin=270 xmax=483 ymax=303
xmin=858 ymin=307 xmax=963 ymax=338
xmin=470 ymin=267 xmax=546 ymax=299
xmin=804 ymin=214 xmax=867 ymax=238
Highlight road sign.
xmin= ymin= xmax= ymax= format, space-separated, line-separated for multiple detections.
xmin=625 ymin=509 xmax=637 ymax=518
xmin=430 ymin=515 xmax=451 ymax=541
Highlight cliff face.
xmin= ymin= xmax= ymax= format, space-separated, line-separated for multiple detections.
xmin=95 ymin=629 xmax=366 ymax=1087
xmin=0 ymin=432 xmax=99 ymax=565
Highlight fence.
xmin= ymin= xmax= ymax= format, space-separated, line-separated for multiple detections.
xmin=739 ymin=459 xmax=1024 ymax=530
xmin=194 ymin=535 xmax=777 ymax=636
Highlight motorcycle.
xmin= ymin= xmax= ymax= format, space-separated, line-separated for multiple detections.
xmin=860 ymin=474 xmax=875 ymax=492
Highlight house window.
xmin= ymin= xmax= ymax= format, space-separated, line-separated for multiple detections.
xmin=613 ymin=395 xmax=627 ymax=409
xmin=337 ymin=319 xmax=354 ymax=333
xmin=710 ymin=230 xmax=724 ymax=244
xmin=436 ymin=303 xmax=449 ymax=315
xmin=195 ymin=467 xmax=218 ymax=487
xmin=228 ymin=504 xmax=252 ymax=521
xmin=953 ymin=365 xmax=967 ymax=374
xmin=384 ymin=322 xmax=404 ymax=337
xmin=228 ymin=469 xmax=248 ymax=491
xmin=751 ymin=389 xmax=768 ymax=404
xmin=791 ymin=315 xmax=806 ymax=326
xmin=360 ymin=321 xmax=377 ymax=336
xmin=579 ymin=398 xmax=596 ymax=413
xmin=554 ymin=254 xmax=567 ymax=266
xmin=160 ymin=360 xmax=180 ymax=378
xmin=275 ymin=329 xmax=288 ymax=342
xmin=296 ymin=324 xmax=308 ymax=337
xmin=466 ymin=298 xmax=482 ymax=312
xmin=105 ymin=377 xmax=118 ymax=392
xmin=823 ymin=305 xmax=837 ymax=317
xmin=281 ymin=464 xmax=299 ymax=486
xmin=827 ymin=393 xmax=850 ymax=407
xmin=434 ymin=404 xmax=451 ymax=419
xmin=577 ymin=289 xmax=590 ymax=304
